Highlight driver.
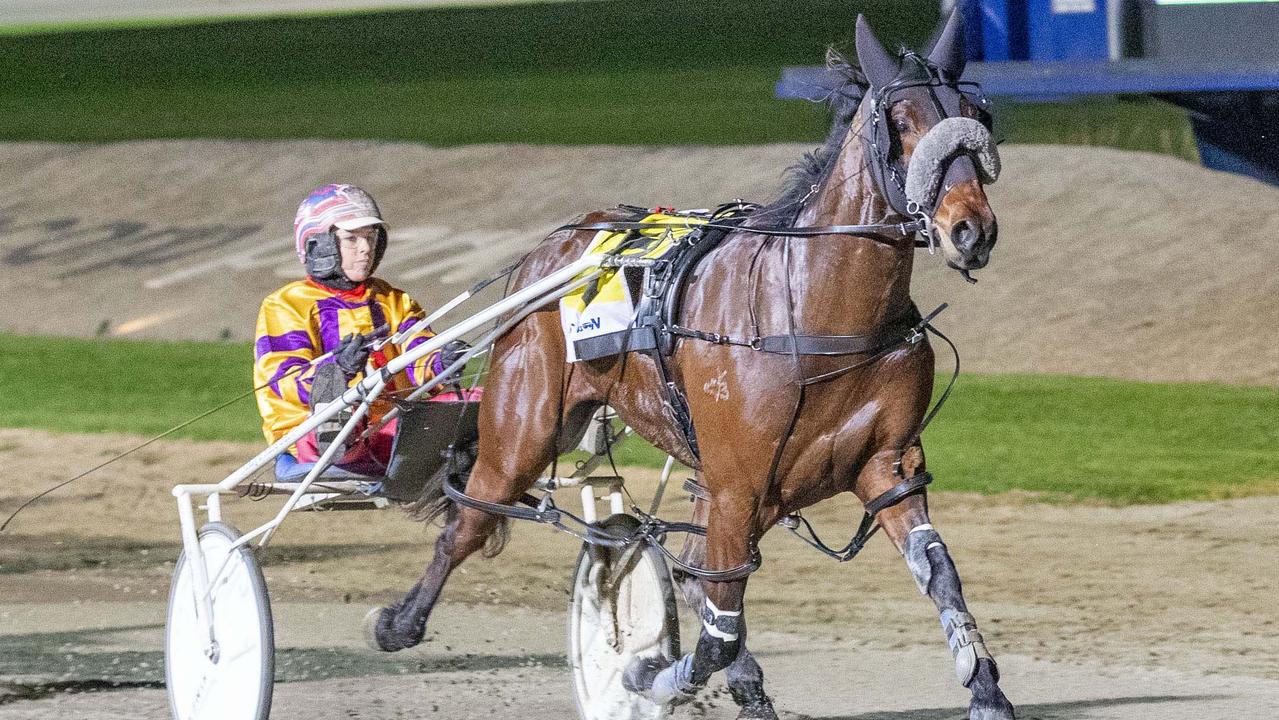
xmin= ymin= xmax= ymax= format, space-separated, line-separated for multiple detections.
xmin=253 ymin=183 xmax=463 ymax=474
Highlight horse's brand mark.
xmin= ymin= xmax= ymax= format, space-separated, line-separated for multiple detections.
xmin=702 ymin=370 xmax=729 ymax=402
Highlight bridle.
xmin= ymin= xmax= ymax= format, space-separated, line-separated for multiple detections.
xmin=861 ymin=52 xmax=995 ymax=254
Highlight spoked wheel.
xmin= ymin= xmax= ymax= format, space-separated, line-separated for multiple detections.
xmin=568 ymin=514 xmax=680 ymax=720
xmin=166 ymin=522 xmax=274 ymax=720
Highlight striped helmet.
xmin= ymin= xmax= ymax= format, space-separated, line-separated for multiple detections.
xmin=293 ymin=184 xmax=386 ymax=264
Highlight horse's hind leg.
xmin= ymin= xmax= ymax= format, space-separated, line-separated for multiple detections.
xmin=675 ymin=495 xmax=778 ymax=720
xmin=861 ymin=452 xmax=1015 ymax=720
xmin=368 ymin=316 xmax=598 ymax=652
xmin=366 ymin=500 xmax=504 ymax=651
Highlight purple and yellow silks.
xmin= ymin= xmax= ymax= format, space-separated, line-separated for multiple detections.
xmin=253 ymin=278 xmax=442 ymax=445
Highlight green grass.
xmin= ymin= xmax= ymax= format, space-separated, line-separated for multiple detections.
xmin=5 ymin=333 xmax=1275 ymax=504
xmin=1 ymin=333 xmax=262 ymax=442
xmin=611 ymin=374 xmax=1278 ymax=504
xmin=0 ymin=0 xmax=1195 ymax=156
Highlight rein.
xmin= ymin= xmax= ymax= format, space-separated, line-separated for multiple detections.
xmin=554 ymin=217 xmax=931 ymax=247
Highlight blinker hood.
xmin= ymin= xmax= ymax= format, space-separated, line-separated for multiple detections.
xmin=854 ymin=12 xmax=997 ymax=218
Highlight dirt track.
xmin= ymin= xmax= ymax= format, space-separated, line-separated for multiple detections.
xmin=3 ymin=137 xmax=1279 ymax=716
xmin=3 ymin=427 xmax=1279 ymax=718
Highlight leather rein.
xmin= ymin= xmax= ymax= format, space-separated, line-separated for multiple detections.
xmin=554 ymin=216 xmax=930 ymax=246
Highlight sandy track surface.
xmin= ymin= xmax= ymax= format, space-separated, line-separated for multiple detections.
xmin=3 ymin=427 xmax=1278 ymax=717
xmin=2 ymin=140 xmax=1277 ymax=384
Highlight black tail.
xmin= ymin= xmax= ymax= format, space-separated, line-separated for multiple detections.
xmin=405 ymin=442 xmax=509 ymax=557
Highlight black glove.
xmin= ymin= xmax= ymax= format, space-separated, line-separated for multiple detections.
xmin=438 ymin=340 xmax=470 ymax=371
xmin=335 ymin=332 xmax=371 ymax=375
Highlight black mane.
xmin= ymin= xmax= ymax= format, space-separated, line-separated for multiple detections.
xmin=762 ymin=49 xmax=869 ymax=225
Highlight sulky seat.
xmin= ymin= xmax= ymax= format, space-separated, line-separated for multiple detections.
xmin=273 ymin=390 xmax=482 ymax=503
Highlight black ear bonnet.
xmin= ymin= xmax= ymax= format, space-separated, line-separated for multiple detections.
xmin=854 ymin=12 xmax=995 ymax=217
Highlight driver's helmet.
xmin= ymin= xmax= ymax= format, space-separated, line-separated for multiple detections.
xmin=293 ymin=184 xmax=386 ymax=265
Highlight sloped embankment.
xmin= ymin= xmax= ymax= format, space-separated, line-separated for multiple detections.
xmin=1 ymin=140 xmax=1275 ymax=384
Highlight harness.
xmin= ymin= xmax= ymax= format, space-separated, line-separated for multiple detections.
xmin=442 ymin=54 xmax=991 ymax=580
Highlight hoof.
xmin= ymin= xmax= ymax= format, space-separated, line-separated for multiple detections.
xmin=622 ymin=654 xmax=669 ymax=695
xmin=362 ymin=607 xmax=390 ymax=651
xmin=730 ymin=681 xmax=778 ymax=720
xmin=362 ymin=606 xmax=411 ymax=653
xmin=968 ymin=658 xmax=1014 ymax=720
xmin=736 ymin=703 xmax=779 ymax=720
xmin=969 ymin=698 xmax=1015 ymax=720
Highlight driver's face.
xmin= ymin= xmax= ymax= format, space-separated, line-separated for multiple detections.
xmin=335 ymin=226 xmax=380 ymax=282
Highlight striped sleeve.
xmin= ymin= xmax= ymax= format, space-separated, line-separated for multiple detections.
xmin=253 ymin=294 xmax=319 ymax=444
xmin=396 ymin=295 xmax=444 ymax=388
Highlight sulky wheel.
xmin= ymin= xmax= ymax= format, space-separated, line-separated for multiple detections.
xmin=568 ymin=514 xmax=680 ymax=720
xmin=166 ymin=522 xmax=274 ymax=720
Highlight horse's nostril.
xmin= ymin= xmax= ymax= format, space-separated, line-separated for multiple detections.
xmin=951 ymin=220 xmax=979 ymax=253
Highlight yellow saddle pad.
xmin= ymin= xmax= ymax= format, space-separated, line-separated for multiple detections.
xmin=560 ymin=212 xmax=707 ymax=361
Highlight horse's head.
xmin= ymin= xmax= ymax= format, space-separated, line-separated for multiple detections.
xmin=854 ymin=12 xmax=1000 ymax=279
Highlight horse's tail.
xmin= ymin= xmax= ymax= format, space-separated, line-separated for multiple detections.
xmin=405 ymin=442 xmax=510 ymax=558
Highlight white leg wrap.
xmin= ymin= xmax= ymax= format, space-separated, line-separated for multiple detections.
xmin=942 ymin=609 xmax=993 ymax=686
xmin=702 ymin=598 xmax=742 ymax=642
xmin=646 ymin=654 xmax=698 ymax=705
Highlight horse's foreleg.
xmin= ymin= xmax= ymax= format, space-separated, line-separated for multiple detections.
xmin=868 ymin=453 xmax=1015 ymax=720
xmin=366 ymin=502 xmax=502 ymax=652
xmin=673 ymin=495 xmax=777 ymax=720
xmin=625 ymin=494 xmax=758 ymax=712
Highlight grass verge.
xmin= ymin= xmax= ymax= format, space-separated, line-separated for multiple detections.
xmin=6 ymin=333 xmax=1274 ymax=504
xmin=0 ymin=0 xmax=1195 ymax=158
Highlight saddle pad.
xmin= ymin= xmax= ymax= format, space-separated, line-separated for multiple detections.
xmin=560 ymin=212 xmax=706 ymax=361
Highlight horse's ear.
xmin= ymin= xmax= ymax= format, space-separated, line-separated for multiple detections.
xmin=927 ymin=9 xmax=967 ymax=78
xmin=855 ymin=14 xmax=900 ymax=89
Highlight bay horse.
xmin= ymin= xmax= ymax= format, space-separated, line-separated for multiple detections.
xmin=371 ymin=12 xmax=1014 ymax=720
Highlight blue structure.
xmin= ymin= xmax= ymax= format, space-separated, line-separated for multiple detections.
xmin=777 ymin=0 xmax=1279 ymax=185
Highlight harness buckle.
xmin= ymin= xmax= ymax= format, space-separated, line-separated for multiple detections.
xmin=905 ymin=327 xmax=925 ymax=345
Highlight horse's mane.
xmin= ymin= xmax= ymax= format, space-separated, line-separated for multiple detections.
xmin=762 ymin=48 xmax=869 ymax=225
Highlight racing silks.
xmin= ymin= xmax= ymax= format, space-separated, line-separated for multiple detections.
xmin=253 ymin=277 xmax=443 ymax=445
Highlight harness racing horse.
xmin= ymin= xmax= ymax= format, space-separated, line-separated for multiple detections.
xmin=370 ymin=13 xmax=1014 ymax=720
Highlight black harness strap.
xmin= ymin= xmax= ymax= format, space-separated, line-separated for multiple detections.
xmin=441 ymin=479 xmax=561 ymax=524
xmin=783 ymin=470 xmax=934 ymax=563
xmin=865 ymin=470 xmax=934 ymax=516
xmin=670 ymin=305 xmax=925 ymax=356
xmin=554 ymin=218 xmax=927 ymax=246
xmin=442 ymin=470 xmax=761 ymax=581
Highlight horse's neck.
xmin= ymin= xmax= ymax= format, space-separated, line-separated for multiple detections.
xmin=785 ymin=128 xmax=916 ymax=331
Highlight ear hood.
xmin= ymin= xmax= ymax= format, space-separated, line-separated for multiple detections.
xmin=855 ymin=14 xmax=900 ymax=89
xmin=926 ymin=9 xmax=967 ymax=80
